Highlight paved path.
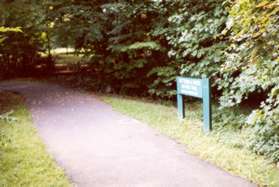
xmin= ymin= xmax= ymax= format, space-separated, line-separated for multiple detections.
xmin=0 ymin=80 xmax=254 ymax=187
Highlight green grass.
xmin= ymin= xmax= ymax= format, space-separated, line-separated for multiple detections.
xmin=103 ymin=95 xmax=279 ymax=186
xmin=0 ymin=92 xmax=71 ymax=187
xmin=54 ymin=54 xmax=84 ymax=65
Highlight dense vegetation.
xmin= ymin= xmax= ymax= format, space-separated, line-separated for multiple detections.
xmin=0 ymin=0 xmax=278 ymax=162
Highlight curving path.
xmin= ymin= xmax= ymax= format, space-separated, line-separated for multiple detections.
xmin=0 ymin=80 xmax=255 ymax=187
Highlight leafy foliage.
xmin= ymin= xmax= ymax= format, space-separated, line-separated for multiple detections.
xmin=218 ymin=0 xmax=279 ymax=162
xmin=159 ymin=0 xmax=228 ymax=79
xmin=0 ymin=1 xmax=49 ymax=78
xmin=0 ymin=27 xmax=22 ymax=43
xmin=0 ymin=111 xmax=17 ymax=124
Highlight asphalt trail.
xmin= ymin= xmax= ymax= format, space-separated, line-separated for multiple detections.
xmin=0 ymin=80 xmax=254 ymax=187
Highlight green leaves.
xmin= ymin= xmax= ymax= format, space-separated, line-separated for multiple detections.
xmin=147 ymin=66 xmax=177 ymax=97
xmin=108 ymin=41 xmax=162 ymax=53
xmin=162 ymin=0 xmax=228 ymax=78
xmin=218 ymin=0 xmax=279 ymax=162
xmin=0 ymin=111 xmax=17 ymax=124
xmin=0 ymin=27 xmax=22 ymax=33
xmin=0 ymin=27 xmax=22 ymax=44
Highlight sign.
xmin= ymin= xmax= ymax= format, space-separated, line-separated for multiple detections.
xmin=176 ymin=77 xmax=212 ymax=133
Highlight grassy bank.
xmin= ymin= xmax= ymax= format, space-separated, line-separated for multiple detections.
xmin=0 ymin=92 xmax=71 ymax=187
xmin=103 ymin=95 xmax=279 ymax=186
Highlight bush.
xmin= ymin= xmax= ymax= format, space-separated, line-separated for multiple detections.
xmin=219 ymin=0 xmax=279 ymax=162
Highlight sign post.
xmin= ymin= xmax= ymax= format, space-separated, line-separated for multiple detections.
xmin=176 ymin=77 xmax=212 ymax=133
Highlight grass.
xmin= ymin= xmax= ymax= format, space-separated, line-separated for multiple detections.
xmin=54 ymin=54 xmax=84 ymax=65
xmin=0 ymin=91 xmax=71 ymax=187
xmin=102 ymin=95 xmax=279 ymax=186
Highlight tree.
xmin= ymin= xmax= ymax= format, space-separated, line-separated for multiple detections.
xmin=0 ymin=0 xmax=46 ymax=77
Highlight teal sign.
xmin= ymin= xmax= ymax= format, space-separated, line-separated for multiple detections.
xmin=176 ymin=77 xmax=212 ymax=133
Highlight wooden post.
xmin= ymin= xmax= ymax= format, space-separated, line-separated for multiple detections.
xmin=176 ymin=77 xmax=185 ymax=119
xmin=202 ymin=78 xmax=212 ymax=133
xmin=177 ymin=94 xmax=185 ymax=119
